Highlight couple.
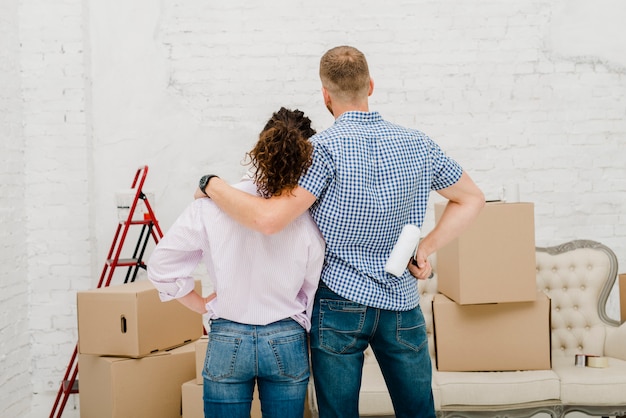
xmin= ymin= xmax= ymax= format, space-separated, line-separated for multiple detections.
xmin=148 ymin=45 xmax=485 ymax=418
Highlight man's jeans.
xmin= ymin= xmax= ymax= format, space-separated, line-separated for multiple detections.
xmin=310 ymin=282 xmax=436 ymax=418
xmin=202 ymin=318 xmax=309 ymax=418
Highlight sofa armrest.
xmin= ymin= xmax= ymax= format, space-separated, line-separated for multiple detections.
xmin=605 ymin=322 xmax=626 ymax=360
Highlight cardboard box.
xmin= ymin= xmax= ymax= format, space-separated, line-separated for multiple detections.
xmin=619 ymin=274 xmax=626 ymax=322
xmin=78 ymin=280 xmax=203 ymax=357
xmin=79 ymin=343 xmax=196 ymax=417
xmin=181 ymin=380 xmax=203 ymax=418
xmin=195 ymin=336 xmax=208 ymax=384
xmin=432 ymin=292 xmax=551 ymax=371
xmin=435 ymin=201 xmax=537 ymax=304
xmin=181 ymin=379 xmax=263 ymax=418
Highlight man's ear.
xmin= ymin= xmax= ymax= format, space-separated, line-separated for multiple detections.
xmin=368 ymin=78 xmax=374 ymax=97
xmin=322 ymin=86 xmax=331 ymax=104
xmin=322 ymin=86 xmax=334 ymax=115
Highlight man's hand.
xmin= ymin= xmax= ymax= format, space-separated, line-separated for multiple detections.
xmin=407 ymin=246 xmax=433 ymax=280
xmin=194 ymin=187 xmax=208 ymax=200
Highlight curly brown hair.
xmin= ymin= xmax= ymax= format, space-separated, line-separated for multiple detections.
xmin=245 ymin=107 xmax=316 ymax=197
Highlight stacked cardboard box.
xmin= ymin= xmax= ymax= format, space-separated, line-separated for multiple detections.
xmin=433 ymin=202 xmax=552 ymax=372
xmin=77 ymin=280 xmax=204 ymax=417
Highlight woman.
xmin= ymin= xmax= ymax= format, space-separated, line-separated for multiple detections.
xmin=148 ymin=107 xmax=324 ymax=418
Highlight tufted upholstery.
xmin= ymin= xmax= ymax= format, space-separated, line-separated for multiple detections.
xmin=535 ymin=241 xmax=626 ymax=412
xmin=536 ymin=242 xmax=614 ymax=359
xmin=307 ymin=240 xmax=626 ymax=418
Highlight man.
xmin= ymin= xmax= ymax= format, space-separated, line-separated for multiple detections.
xmin=198 ymin=46 xmax=485 ymax=417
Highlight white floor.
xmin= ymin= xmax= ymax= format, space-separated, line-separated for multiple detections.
xmin=363 ymin=415 xmax=601 ymax=418
xmin=34 ymin=391 xmax=612 ymax=418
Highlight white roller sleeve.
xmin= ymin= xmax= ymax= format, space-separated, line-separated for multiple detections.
xmin=385 ymin=224 xmax=421 ymax=277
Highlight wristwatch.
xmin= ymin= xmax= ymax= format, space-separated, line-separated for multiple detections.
xmin=199 ymin=174 xmax=219 ymax=197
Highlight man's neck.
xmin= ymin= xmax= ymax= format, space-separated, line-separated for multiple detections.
xmin=332 ymin=101 xmax=369 ymax=119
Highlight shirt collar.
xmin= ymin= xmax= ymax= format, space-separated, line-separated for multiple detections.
xmin=335 ymin=111 xmax=382 ymax=124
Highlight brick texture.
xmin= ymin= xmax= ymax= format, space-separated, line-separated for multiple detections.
xmin=3 ymin=0 xmax=625 ymax=416
xmin=0 ymin=0 xmax=31 ymax=414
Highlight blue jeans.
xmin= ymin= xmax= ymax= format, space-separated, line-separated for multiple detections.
xmin=310 ymin=282 xmax=435 ymax=418
xmin=202 ymin=318 xmax=309 ymax=418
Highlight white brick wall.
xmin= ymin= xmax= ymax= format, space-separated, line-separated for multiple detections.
xmin=3 ymin=0 xmax=625 ymax=416
xmin=0 ymin=0 xmax=31 ymax=415
xmin=18 ymin=0 xmax=89 ymax=415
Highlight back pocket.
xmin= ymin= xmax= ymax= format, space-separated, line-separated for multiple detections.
xmin=204 ymin=334 xmax=242 ymax=381
xmin=268 ymin=332 xmax=310 ymax=380
xmin=318 ymin=299 xmax=366 ymax=354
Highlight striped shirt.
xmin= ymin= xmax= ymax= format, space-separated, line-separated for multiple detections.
xmin=147 ymin=179 xmax=325 ymax=331
xmin=298 ymin=111 xmax=462 ymax=310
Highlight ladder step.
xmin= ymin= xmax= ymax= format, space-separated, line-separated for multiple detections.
xmin=62 ymin=379 xmax=79 ymax=393
xmin=118 ymin=219 xmax=154 ymax=226
xmin=107 ymin=258 xmax=145 ymax=267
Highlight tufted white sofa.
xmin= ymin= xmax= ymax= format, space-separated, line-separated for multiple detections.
xmin=308 ymin=240 xmax=626 ymax=417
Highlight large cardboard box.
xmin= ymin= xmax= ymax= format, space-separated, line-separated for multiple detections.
xmin=435 ymin=201 xmax=537 ymax=304
xmin=79 ymin=343 xmax=196 ymax=418
xmin=78 ymin=280 xmax=203 ymax=357
xmin=619 ymin=274 xmax=626 ymax=322
xmin=432 ymin=292 xmax=551 ymax=371
xmin=195 ymin=336 xmax=208 ymax=384
xmin=181 ymin=380 xmax=203 ymax=418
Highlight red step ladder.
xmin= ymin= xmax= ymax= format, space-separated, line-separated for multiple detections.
xmin=50 ymin=165 xmax=163 ymax=418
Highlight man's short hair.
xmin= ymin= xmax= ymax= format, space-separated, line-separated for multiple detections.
xmin=319 ymin=46 xmax=370 ymax=101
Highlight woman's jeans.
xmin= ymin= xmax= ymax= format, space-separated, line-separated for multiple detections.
xmin=202 ymin=318 xmax=309 ymax=418
xmin=310 ymin=282 xmax=436 ymax=418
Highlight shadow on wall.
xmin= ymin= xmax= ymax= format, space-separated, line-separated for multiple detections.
xmin=547 ymin=0 xmax=626 ymax=68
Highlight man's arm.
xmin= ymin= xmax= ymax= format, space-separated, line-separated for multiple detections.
xmin=409 ymin=171 xmax=485 ymax=280
xmin=200 ymin=177 xmax=316 ymax=235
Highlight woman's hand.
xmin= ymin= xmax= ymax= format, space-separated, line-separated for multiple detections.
xmin=177 ymin=290 xmax=215 ymax=314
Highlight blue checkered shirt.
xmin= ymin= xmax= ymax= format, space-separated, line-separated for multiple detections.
xmin=299 ymin=111 xmax=462 ymax=310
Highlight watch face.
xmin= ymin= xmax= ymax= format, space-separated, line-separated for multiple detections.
xmin=199 ymin=175 xmax=209 ymax=189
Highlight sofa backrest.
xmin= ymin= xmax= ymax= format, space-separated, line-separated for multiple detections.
xmin=536 ymin=240 xmax=619 ymax=358
xmin=418 ymin=239 xmax=619 ymax=362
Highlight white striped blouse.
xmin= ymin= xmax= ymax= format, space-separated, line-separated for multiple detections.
xmin=147 ymin=179 xmax=325 ymax=331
